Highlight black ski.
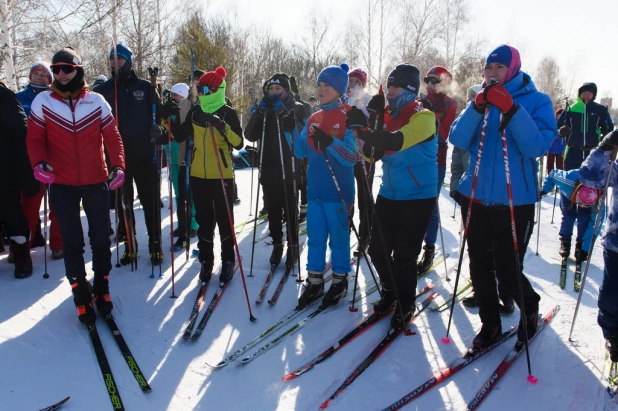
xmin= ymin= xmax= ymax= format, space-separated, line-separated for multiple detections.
xmin=182 ymin=282 xmax=209 ymax=338
xmin=38 ymin=396 xmax=70 ymax=411
xmin=574 ymin=260 xmax=582 ymax=292
xmin=86 ymin=323 xmax=125 ymax=410
xmin=103 ymin=313 xmax=152 ymax=392
xmin=559 ymin=257 xmax=567 ymax=289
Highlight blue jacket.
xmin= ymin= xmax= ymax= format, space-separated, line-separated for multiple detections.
xmin=579 ymin=148 xmax=618 ymax=253
xmin=450 ymin=71 xmax=556 ymax=206
xmin=16 ymin=84 xmax=48 ymax=117
xmin=288 ymin=99 xmax=358 ymax=204
xmin=542 ymin=168 xmax=605 ymax=253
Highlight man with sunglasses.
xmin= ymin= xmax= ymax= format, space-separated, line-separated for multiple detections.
xmin=96 ymin=43 xmax=165 ymax=266
xmin=418 ymin=66 xmax=457 ymax=273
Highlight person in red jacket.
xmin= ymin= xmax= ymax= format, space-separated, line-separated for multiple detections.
xmin=418 ymin=66 xmax=457 ymax=272
xmin=26 ymin=47 xmax=125 ymax=324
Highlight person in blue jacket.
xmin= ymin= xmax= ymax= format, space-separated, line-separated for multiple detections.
xmin=541 ymin=168 xmax=605 ymax=262
xmin=579 ymin=130 xmax=618 ymax=362
xmin=450 ymin=44 xmax=555 ymax=348
xmin=285 ymin=63 xmax=358 ymax=310
xmin=346 ymin=63 xmax=438 ymax=329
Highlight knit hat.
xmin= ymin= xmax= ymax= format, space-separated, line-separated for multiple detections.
xmin=198 ymin=66 xmax=226 ymax=90
xmin=555 ymin=108 xmax=564 ymax=117
xmin=52 ymin=47 xmax=82 ymax=66
xmin=485 ymin=44 xmax=521 ymax=84
xmin=29 ymin=62 xmax=52 ymax=83
xmin=576 ymin=185 xmax=599 ymax=207
xmin=171 ymin=83 xmax=189 ymax=99
xmin=424 ymin=66 xmax=451 ymax=83
xmin=109 ymin=43 xmax=133 ymax=64
xmin=317 ymin=63 xmax=350 ymax=97
xmin=387 ymin=64 xmax=420 ymax=94
xmin=348 ymin=68 xmax=368 ymax=88
xmin=578 ymin=82 xmax=597 ymax=100
xmin=266 ymin=73 xmax=290 ymax=91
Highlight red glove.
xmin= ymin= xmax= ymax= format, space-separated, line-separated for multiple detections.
xmin=482 ymin=83 xmax=513 ymax=113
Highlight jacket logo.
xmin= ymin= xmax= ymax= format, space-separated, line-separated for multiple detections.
xmin=133 ymin=90 xmax=144 ymax=100
xmin=79 ymin=100 xmax=93 ymax=104
xmin=333 ymin=123 xmax=340 ymax=129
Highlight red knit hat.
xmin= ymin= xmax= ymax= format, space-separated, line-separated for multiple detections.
xmin=348 ymin=68 xmax=367 ymax=88
xmin=424 ymin=66 xmax=452 ymax=83
xmin=198 ymin=66 xmax=226 ymax=90
xmin=555 ymin=108 xmax=564 ymax=116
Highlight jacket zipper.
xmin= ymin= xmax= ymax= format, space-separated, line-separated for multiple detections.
xmin=406 ymin=166 xmax=421 ymax=188
xmin=69 ymin=96 xmax=81 ymax=186
xmin=583 ymin=104 xmax=587 ymax=146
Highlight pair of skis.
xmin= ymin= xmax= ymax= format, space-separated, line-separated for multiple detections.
xmin=182 ymin=261 xmax=241 ymax=340
xmin=559 ymin=257 xmax=582 ymax=291
xmin=379 ymin=305 xmax=559 ymax=411
xmin=256 ymin=243 xmax=307 ymax=305
xmin=256 ymin=220 xmax=307 ymax=244
xmin=87 ymin=313 xmax=152 ymax=411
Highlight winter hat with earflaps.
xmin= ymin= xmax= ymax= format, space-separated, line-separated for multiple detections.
xmin=317 ymin=63 xmax=350 ymax=97
xmin=197 ymin=67 xmax=227 ymax=113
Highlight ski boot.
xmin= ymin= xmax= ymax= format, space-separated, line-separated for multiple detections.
xmin=607 ymin=336 xmax=618 ymax=362
xmin=499 ymin=298 xmax=515 ymax=315
xmin=173 ymin=237 xmax=187 ymax=252
xmin=120 ymin=242 xmax=137 ymax=265
xmin=298 ymin=204 xmax=307 ymax=224
xmin=417 ymin=244 xmax=436 ymax=273
xmin=473 ymin=323 xmax=502 ymax=349
xmin=285 ymin=246 xmax=298 ymax=270
xmin=321 ymin=273 xmax=348 ymax=308
xmin=189 ymin=228 xmax=198 ymax=238
xmin=71 ymin=278 xmax=96 ymax=324
xmin=391 ymin=301 xmax=414 ymax=330
xmin=92 ymin=275 xmax=113 ymax=314
xmin=51 ymin=249 xmax=65 ymax=260
xmin=219 ymin=261 xmax=235 ymax=283
xmin=517 ymin=306 xmax=539 ymax=341
xmin=270 ymin=244 xmax=284 ymax=266
xmin=373 ymin=285 xmax=397 ymax=315
xmin=559 ymin=237 xmax=571 ymax=258
xmin=149 ymin=240 xmax=163 ymax=266
xmin=258 ymin=208 xmax=268 ymax=219
xmin=234 ymin=196 xmax=241 ymax=205
xmin=199 ymin=261 xmax=213 ymax=283
xmin=11 ymin=238 xmax=33 ymax=279
xmin=462 ymin=292 xmax=478 ymax=307
xmin=297 ymin=271 xmax=324 ymax=309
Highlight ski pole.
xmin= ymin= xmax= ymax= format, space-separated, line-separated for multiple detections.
xmin=167 ymin=116 xmax=177 ymax=298
xmin=208 ymin=123 xmax=256 ymax=322
xmin=436 ymin=200 xmax=450 ymax=281
xmin=114 ymin=186 xmax=120 ymax=268
xmin=536 ymin=155 xmax=544 ymax=255
xmin=276 ymin=113 xmax=302 ymax=282
xmin=148 ymin=66 xmax=162 ymax=279
xmin=185 ymin=52 xmax=195 ymax=262
xmin=249 ymin=140 xmax=255 ymax=216
xmin=499 ymin=111 xmax=536 ymax=383
xmin=42 ymin=184 xmax=49 ymax=279
xmin=569 ymin=148 xmax=616 ymax=341
xmin=248 ymin=111 xmax=267 ymax=278
xmin=551 ymin=187 xmax=558 ymax=224
xmin=442 ymin=103 xmax=491 ymax=344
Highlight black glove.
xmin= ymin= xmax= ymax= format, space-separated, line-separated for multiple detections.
xmin=558 ymin=126 xmax=571 ymax=138
xmin=450 ymin=190 xmax=462 ymax=206
xmin=540 ymin=190 xmax=547 ymax=197
xmin=367 ymin=94 xmax=385 ymax=116
xmin=310 ymin=126 xmax=334 ymax=150
xmin=357 ymin=129 xmax=404 ymax=151
xmin=281 ymin=110 xmax=296 ymax=132
xmin=362 ymin=142 xmax=384 ymax=161
xmin=158 ymin=100 xmax=180 ymax=119
xmin=600 ymin=129 xmax=618 ymax=151
xmin=346 ymin=107 xmax=368 ymax=129
xmin=149 ymin=124 xmax=164 ymax=144
xmin=203 ymin=113 xmax=226 ymax=132
xmin=290 ymin=76 xmax=300 ymax=95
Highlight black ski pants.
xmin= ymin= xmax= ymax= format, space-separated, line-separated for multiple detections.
xmin=191 ymin=177 xmax=235 ymax=265
xmin=352 ymin=161 xmax=375 ymax=243
xmin=262 ymin=182 xmax=298 ymax=246
xmin=369 ymin=196 xmax=435 ymax=307
xmin=460 ymin=197 xmax=541 ymax=327
xmin=0 ymin=189 xmax=29 ymax=239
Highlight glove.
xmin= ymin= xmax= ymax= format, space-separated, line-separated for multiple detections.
xmin=158 ymin=100 xmax=180 ymax=119
xmin=450 ymin=190 xmax=462 ymax=206
xmin=357 ymin=129 xmax=404 ymax=151
xmin=600 ymin=129 xmax=618 ymax=151
xmin=258 ymin=96 xmax=274 ymax=112
xmin=108 ymin=167 xmax=125 ymax=190
xmin=33 ymin=162 xmax=54 ymax=184
xmin=272 ymin=99 xmax=286 ymax=114
xmin=366 ymin=94 xmax=385 ymax=116
xmin=203 ymin=113 xmax=226 ymax=133
xmin=539 ymin=190 xmax=547 ymax=197
xmin=310 ymin=126 xmax=334 ymax=150
xmin=150 ymin=124 xmax=164 ymax=144
xmin=558 ymin=126 xmax=571 ymax=138
xmin=362 ymin=142 xmax=384 ymax=161
xmin=290 ymin=76 xmax=300 ymax=95
xmin=482 ymin=82 xmax=514 ymax=113
xmin=346 ymin=107 xmax=368 ymax=129
xmin=281 ymin=110 xmax=296 ymax=132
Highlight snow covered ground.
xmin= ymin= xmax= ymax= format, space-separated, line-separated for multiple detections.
xmin=0 ymin=160 xmax=611 ymax=411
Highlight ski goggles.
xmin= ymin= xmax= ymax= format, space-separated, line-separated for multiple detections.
xmin=197 ymin=85 xmax=220 ymax=95
xmin=51 ymin=64 xmax=81 ymax=75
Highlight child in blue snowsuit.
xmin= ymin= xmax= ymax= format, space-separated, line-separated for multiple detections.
xmin=541 ymin=169 xmax=605 ymax=262
xmin=285 ymin=63 xmax=358 ymax=309
xmin=579 ymin=130 xmax=618 ymax=361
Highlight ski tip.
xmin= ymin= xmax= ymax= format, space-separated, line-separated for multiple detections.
xmin=349 ymin=306 xmax=359 ymax=312
xmin=404 ymin=329 xmax=415 ymax=336
xmin=319 ymin=399 xmax=331 ymax=409
xmin=527 ymin=374 xmax=539 ymax=384
xmin=441 ymin=337 xmax=452 ymax=344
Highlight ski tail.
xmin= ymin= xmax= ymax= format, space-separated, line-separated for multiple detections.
xmin=87 ymin=323 xmax=125 ymax=410
xmin=256 ymin=264 xmax=278 ymax=304
xmin=183 ymin=283 xmax=209 ymax=339
xmin=38 ymin=397 xmax=70 ymax=411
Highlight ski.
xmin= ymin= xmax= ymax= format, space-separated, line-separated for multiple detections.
xmin=430 ymin=280 xmax=473 ymax=312
xmin=607 ymin=360 xmax=618 ymax=409
xmin=465 ymin=305 xmax=560 ymax=410
xmin=190 ymin=260 xmax=240 ymax=340
xmin=319 ymin=292 xmax=438 ymax=409
xmin=38 ymin=396 xmax=70 ymax=411
xmin=284 ymin=284 xmax=435 ymax=381
xmin=237 ymin=215 xmax=268 ymax=234
xmin=559 ymin=257 xmax=568 ymax=289
xmin=103 ymin=313 xmax=152 ymax=392
xmin=265 ymin=223 xmax=308 ymax=245
xmin=379 ymin=327 xmax=518 ymax=410
xmin=267 ymin=242 xmax=311 ymax=305
xmin=574 ymin=260 xmax=582 ymax=292
xmin=182 ymin=282 xmax=209 ymax=339
xmin=256 ymin=264 xmax=279 ymax=304
xmin=86 ymin=323 xmax=125 ymax=410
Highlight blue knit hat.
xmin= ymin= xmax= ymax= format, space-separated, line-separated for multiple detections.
xmin=317 ymin=63 xmax=350 ymax=97
xmin=109 ymin=43 xmax=133 ymax=64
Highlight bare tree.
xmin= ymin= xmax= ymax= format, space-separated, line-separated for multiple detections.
xmin=535 ymin=55 xmax=565 ymax=107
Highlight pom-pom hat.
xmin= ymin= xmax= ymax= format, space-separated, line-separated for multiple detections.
xmin=198 ymin=66 xmax=227 ymax=93
xmin=317 ymin=63 xmax=350 ymax=97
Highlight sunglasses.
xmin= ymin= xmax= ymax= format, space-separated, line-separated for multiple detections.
xmin=424 ymin=77 xmax=441 ymax=85
xmin=51 ymin=64 xmax=79 ymax=75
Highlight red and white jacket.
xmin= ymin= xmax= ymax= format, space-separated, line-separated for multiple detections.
xmin=27 ymin=89 xmax=125 ymax=186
